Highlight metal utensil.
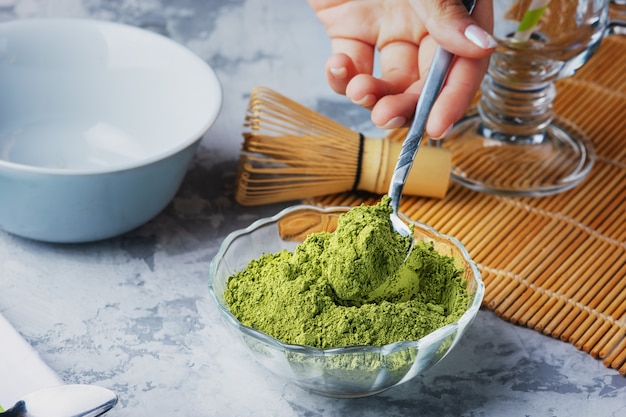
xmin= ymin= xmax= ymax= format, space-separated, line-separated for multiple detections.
xmin=388 ymin=0 xmax=478 ymax=247
xmin=0 ymin=384 xmax=117 ymax=417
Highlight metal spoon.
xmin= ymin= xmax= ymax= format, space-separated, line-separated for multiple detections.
xmin=388 ymin=0 xmax=478 ymax=250
xmin=0 ymin=384 xmax=117 ymax=417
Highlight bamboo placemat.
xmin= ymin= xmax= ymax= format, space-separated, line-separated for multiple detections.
xmin=311 ymin=35 xmax=626 ymax=374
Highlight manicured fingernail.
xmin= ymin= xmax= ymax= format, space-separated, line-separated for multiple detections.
xmin=329 ymin=66 xmax=347 ymax=79
xmin=352 ymin=94 xmax=376 ymax=107
xmin=379 ymin=116 xmax=407 ymax=130
xmin=430 ymin=124 xmax=453 ymax=140
xmin=464 ymin=24 xmax=497 ymax=49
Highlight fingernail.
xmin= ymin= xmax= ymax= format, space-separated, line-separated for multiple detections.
xmin=430 ymin=124 xmax=453 ymax=140
xmin=379 ymin=116 xmax=407 ymax=130
xmin=352 ymin=94 xmax=376 ymax=107
xmin=329 ymin=66 xmax=347 ymax=79
xmin=464 ymin=24 xmax=497 ymax=49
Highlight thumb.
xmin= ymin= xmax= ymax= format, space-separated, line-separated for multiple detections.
xmin=414 ymin=0 xmax=496 ymax=57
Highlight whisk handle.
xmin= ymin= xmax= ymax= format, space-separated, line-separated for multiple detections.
xmin=388 ymin=46 xmax=454 ymax=214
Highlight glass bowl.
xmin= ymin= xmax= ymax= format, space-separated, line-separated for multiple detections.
xmin=208 ymin=205 xmax=484 ymax=398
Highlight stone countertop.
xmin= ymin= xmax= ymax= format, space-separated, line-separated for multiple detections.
xmin=0 ymin=1 xmax=624 ymax=416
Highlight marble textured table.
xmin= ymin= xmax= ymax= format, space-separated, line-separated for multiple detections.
xmin=0 ymin=1 xmax=624 ymax=416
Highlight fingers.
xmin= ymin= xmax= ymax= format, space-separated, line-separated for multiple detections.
xmin=426 ymin=54 xmax=489 ymax=138
xmin=325 ymin=53 xmax=356 ymax=95
xmin=376 ymin=40 xmax=421 ymax=93
xmin=369 ymin=52 xmax=488 ymax=138
xmin=326 ymin=39 xmax=421 ymax=109
xmin=368 ymin=1 xmax=495 ymax=137
xmin=312 ymin=0 xmax=495 ymax=138
xmin=325 ymin=37 xmax=375 ymax=95
xmin=343 ymin=39 xmax=420 ymax=108
xmin=414 ymin=0 xmax=496 ymax=57
xmin=370 ymin=93 xmax=419 ymax=130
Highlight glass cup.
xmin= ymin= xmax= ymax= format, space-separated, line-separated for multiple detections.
xmin=438 ymin=0 xmax=625 ymax=197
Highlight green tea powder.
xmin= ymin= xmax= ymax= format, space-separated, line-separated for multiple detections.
xmin=225 ymin=196 xmax=470 ymax=349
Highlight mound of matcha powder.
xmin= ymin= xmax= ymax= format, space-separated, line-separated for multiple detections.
xmin=224 ymin=196 xmax=470 ymax=349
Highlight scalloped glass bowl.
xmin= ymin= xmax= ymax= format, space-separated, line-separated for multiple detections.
xmin=208 ymin=205 xmax=484 ymax=398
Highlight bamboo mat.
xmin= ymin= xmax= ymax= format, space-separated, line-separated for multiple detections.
xmin=311 ymin=36 xmax=626 ymax=374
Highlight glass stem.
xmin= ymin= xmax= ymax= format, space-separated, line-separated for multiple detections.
xmin=477 ymin=58 xmax=557 ymax=144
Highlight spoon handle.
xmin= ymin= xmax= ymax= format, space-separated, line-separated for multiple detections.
xmin=388 ymin=46 xmax=454 ymax=214
xmin=388 ymin=0 xmax=477 ymax=215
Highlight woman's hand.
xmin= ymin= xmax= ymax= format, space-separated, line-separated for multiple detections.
xmin=308 ymin=0 xmax=495 ymax=138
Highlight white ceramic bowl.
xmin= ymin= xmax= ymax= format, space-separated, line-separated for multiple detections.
xmin=209 ymin=205 xmax=484 ymax=398
xmin=0 ymin=18 xmax=222 ymax=242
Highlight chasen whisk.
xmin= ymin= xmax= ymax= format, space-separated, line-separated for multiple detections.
xmin=235 ymin=86 xmax=452 ymax=206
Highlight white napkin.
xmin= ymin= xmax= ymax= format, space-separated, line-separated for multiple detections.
xmin=0 ymin=313 xmax=63 ymax=409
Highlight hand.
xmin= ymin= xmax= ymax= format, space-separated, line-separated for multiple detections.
xmin=308 ymin=0 xmax=495 ymax=139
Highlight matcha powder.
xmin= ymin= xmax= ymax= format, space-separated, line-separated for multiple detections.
xmin=224 ymin=196 xmax=470 ymax=349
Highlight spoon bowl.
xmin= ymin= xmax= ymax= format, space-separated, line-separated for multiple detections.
xmin=0 ymin=384 xmax=117 ymax=417
xmin=389 ymin=211 xmax=414 ymax=258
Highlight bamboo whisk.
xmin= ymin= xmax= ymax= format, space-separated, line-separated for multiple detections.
xmin=235 ymin=86 xmax=452 ymax=206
